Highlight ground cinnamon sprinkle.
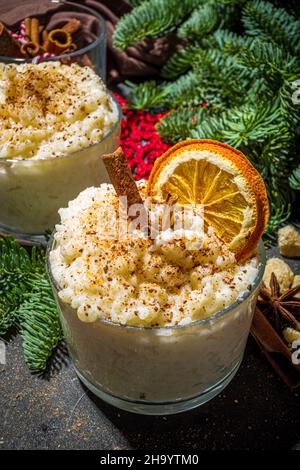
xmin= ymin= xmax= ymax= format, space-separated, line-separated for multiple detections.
xmin=50 ymin=181 xmax=259 ymax=326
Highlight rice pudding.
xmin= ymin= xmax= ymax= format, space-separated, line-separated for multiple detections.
xmin=48 ymin=181 xmax=265 ymax=414
xmin=0 ymin=62 xmax=120 ymax=237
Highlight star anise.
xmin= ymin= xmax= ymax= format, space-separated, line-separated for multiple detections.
xmin=257 ymin=272 xmax=300 ymax=333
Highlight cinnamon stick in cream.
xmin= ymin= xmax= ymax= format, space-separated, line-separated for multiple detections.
xmin=102 ymin=147 xmax=148 ymax=226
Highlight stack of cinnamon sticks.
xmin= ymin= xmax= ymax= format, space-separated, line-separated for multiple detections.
xmin=0 ymin=16 xmax=81 ymax=59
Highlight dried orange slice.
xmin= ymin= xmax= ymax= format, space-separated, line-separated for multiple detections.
xmin=147 ymin=139 xmax=269 ymax=262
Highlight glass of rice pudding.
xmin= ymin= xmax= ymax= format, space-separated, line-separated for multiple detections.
xmin=48 ymin=141 xmax=268 ymax=415
xmin=0 ymin=61 xmax=121 ymax=243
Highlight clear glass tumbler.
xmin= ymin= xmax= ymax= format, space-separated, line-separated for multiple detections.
xmin=47 ymin=238 xmax=266 ymax=415
xmin=0 ymin=0 xmax=107 ymax=80
xmin=0 ymin=96 xmax=121 ymax=244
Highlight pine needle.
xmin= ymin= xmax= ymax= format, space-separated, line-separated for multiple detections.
xmin=113 ymin=0 xmax=200 ymax=50
xmin=0 ymin=236 xmax=62 ymax=371
xmin=19 ymin=273 xmax=63 ymax=371
xmin=161 ymin=44 xmax=199 ymax=79
xmin=157 ymin=106 xmax=207 ymax=141
xmin=289 ymin=166 xmax=300 ymax=190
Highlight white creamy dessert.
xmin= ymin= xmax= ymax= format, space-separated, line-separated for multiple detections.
xmin=0 ymin=62 xmax=120 ymax=236
xmin=51 ymin=182 xmax=258 ymax=326
xmin=49 ymin=182 xmax=262 ymax=408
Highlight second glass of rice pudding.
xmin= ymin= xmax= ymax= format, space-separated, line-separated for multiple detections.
xmin=48 ymin=141 xmax=267 ymax=415
xmin=0 ymin=61 xmax=121 ymax=242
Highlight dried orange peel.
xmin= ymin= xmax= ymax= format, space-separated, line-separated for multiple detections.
xmin=147 ymin=139 xmax=269 ymax=262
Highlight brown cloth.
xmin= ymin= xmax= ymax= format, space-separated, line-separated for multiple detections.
xmin=0 ymin=0 xmax=178 ymax=84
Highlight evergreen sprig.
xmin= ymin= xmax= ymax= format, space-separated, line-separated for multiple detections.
xmin=203 ymin=29 xmax=254 ymax=55
xmin=289 ymin=166 xmax=300 ymax=190
xmin=161 ymin=44 xmax=199 ymax=79
xmin=0 ymin=236 xmax=62 ymax=370
xmin=127 ymin=80 xmax=170 ymax=110
xmin=157 ymin=106 xmax=207 ymax=141
xmin=113 ymin=0 xmax=200 ymax=50
xmin=0 ymin=237 xmax=34 ymax=335
xmin=177 ymin=3 xmax=219 ymax=39
xmin=19 ymin=273 xmax=63 ymax=371
xmin=242 ymin=0 xmax=300 ymax=55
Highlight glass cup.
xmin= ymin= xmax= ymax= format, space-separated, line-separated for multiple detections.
xmin=0 ymin=1 xmax=107 ymax=80
xmin=0 ymin=95 xmax=121 ymax=244
xmin=47 ymin=237 xmax=266 ymax=415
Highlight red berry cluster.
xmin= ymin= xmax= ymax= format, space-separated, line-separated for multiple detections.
xmin=114 ymin=93 xmax=171 ymax=181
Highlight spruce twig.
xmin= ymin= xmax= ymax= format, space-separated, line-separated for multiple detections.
xmin=19 ymin=273 xmax=63 ymax=371
xmin=0 ymin=236 xmax=62 ymax=371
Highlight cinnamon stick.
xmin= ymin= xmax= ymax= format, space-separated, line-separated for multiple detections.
xmin=62 ymin=18 xmax=81 ymax=35
xmin=45 ymin=29 xmax=72 ymax=55
xmin=61 ymin=43 xmax=77 ymax=55
xmin=42 ymin=30 xmax=48 ymax=49
xmin=251 ymin=307 xmax=300 ymax=390
xmin=20 ymin=41 xmax=41 ymax=58
xmin=24 ymin=17 xmax=31 ymax=40
xmin=102 ymin=147 xmax=148 ymax=230
xmin=102 ymin=147 xmax=144 ymax=209
xmin=30 ymin=18 xmax=40 ymax=47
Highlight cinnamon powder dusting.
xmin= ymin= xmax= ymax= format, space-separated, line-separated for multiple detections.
xmin=0 ymin=62 xmax=118 ymax=160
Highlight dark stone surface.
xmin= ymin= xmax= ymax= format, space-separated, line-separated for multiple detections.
xmin=0 ymin=247 xmax=299 ymax=450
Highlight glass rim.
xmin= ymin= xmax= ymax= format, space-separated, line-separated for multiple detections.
xmin=0 ymin=93 xmax=122 ymax=165
xmin=46 ymin=232 xmax=266 ymax=332
xmin=0 ymin=0 xmax=107 ymax=63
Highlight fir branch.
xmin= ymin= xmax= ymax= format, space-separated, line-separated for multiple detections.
xmin=0 ymin=237 xmax=33 ymax=335
xmin=156 ymin=106 xmax=207 ymax=142
xmin=127 ymin=71 xmax=203 ymax=110
xmin=238 ymin=38 xmax=298 ymax=78
xmin=243 ymin=0 xmax=300 ymax=55
xmin=0 ymin=236 xmax=32 ymax=273
xmin=127 ymin=80 xmax=170 ymax=110
xmin=177 ymin=3 xmax=218 ymax=39
xmin=113 ymin=0 xmax=200 ymax=50
xmin=210 ymin=101 xmax=284 ymax=148
xmin=193 ymin=48 xmax=253 ymax=108
xmin=204 ymin=29 xmax=253 ymax=55
xmin=264 ymin=204 xmax=291 ymax=236
xmin=167 ymin=71 xmax=203 ymax=107
xmin=19 ymin=273 xmax=63 ymax=371
xmin=289 ymin=165 xmax=300 ymax=190
xmin=161 ymin=44 xmax=199 ymax=79
xmin=0 ymin=236 xmax=62 ymax=371
xmin=0 ymin=298 xmax=15 ymax=336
